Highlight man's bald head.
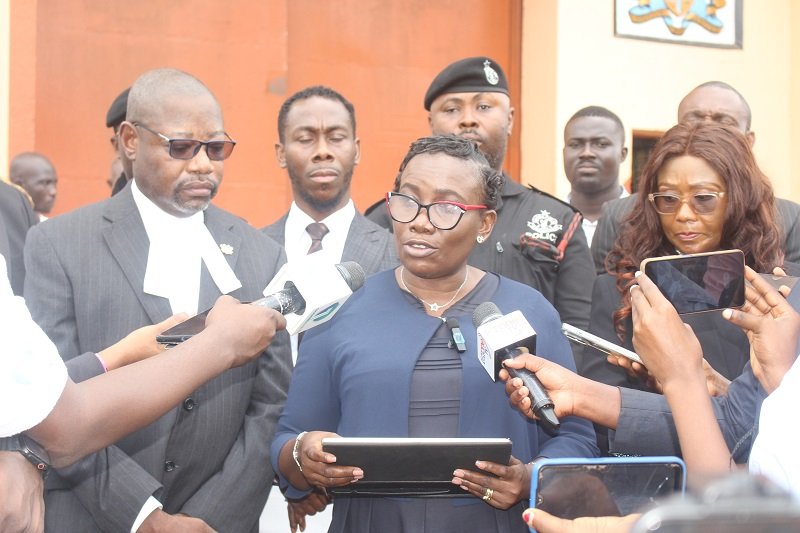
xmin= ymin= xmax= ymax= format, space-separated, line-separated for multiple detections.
xmin=127 ymin=68 xmax=221 ymax=124
xmin=678 ymin=81 xmax=754 ymax=145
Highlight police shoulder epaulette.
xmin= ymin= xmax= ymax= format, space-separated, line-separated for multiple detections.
xmin=524 ymin=184 xmax=581 ymax=214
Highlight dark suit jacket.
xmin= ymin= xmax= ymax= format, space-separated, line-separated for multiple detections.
xmin=0 ymin=180 xmax=37 ymax=295
xmin=24 ymin=186 xmax=292 ymax=532
xmin=610 ymin=363 xmax=766 ymax=463
xmin=591 ymin=194 xmax=800 ymax=274
xmin=263 ymin=210 xmax=398 ymax=276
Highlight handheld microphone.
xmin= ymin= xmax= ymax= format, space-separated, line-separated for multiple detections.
xmin=155 ymin=262 xmax=365 ymax=346
xmin=262 ymin=257 xmax=366 ymax=335
xmin=472 ymin=302 xmax=560 ymax=432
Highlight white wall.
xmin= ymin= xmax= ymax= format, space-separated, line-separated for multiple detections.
xmin=522 ymin=0 xmax=797 ymax=202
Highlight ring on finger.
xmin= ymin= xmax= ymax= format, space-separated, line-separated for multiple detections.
xmin=482 ymin=487 xmax=494 ymax=502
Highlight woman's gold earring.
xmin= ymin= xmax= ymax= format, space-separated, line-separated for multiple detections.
xmin=476 ymin=235 xmax=485 ymax=244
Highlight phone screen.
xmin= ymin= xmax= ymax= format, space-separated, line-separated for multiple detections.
xmin=643 ymin=251 xmax=745 ymax=315
xmin=156 ymin=308 xmax=212 ymax=345
xmin=533 ymin=461 xmax=684 ymax=519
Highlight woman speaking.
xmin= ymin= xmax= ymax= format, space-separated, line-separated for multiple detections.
xmin=271 ymin=135 xmax=598 ymax=533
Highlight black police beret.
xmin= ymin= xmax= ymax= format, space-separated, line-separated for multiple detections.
xmin=105 ymin=87 xmax=131 ymax=129
xmin=423 ymin=57 xmax=508 ymax=111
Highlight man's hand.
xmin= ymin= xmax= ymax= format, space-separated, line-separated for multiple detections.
xmin=606 ymin=354 xmax=730 ymax=396
xmin=0 ymin=451 xmax=44 ymax=533
xmin=98 ymin=314 xmax=188 ymax=370
xmin=723 ymin=266 xmax=800 ymax=393
xmin=137 ymin=510 xmax=217 ymax=532
xmin=203 ymin=295 xmax=287 ymax=368
xmin=287 ymin=488 xmax=331 ymax=533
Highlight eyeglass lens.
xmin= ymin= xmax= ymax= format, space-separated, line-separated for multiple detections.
xmin=168 ymin=140 xmax=235 ymax=161
xmin=652 ymin=193 xmax=721 ymax=214
xmin=387 ymin=194 xmax=464 ymax=230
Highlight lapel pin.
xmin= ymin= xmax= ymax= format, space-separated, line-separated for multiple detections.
xmin=219 ymin=243 xmax=234 ymax=255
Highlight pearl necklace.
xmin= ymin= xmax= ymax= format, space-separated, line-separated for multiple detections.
xmin=399 ymin=266 xmax=469 ymax=313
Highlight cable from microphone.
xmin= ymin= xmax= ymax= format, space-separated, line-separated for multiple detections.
xmin=251 ymin=261 xmax=366 ymax=316
xmin=472 ymin=302 xmax=560 ymax=432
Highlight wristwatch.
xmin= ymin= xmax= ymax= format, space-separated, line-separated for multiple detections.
xmin=0 ymin=434 xmax=51 ymax=479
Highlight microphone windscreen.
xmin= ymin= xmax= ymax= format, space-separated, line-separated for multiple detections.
xmin=335 ymin=261 xmax=366 ymax=292
xmin=472 ymin=301 xmax=502 ymax=327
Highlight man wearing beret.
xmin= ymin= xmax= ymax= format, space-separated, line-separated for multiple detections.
xmin=367 ymin=57 xmax=594 ymax=335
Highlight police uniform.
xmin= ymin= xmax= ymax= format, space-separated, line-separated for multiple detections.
xmin=368 ymin=56 xmax=595 ymax=335
xmin=470 ymin=175 xmax=594 ymax=332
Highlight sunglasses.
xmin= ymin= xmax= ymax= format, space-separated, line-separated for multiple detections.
xmin=385 ymin=192 xmax=486 ymax=230
xmin=647 ymin=191 xmax=726 ymax=215
xmin=133 ymin=123 xmax=236 ymax=161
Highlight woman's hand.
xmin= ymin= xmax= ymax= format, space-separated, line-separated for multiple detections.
xmin=295 ymin=431 xmax=364 ymax=489
xmin=451 ymin=456 xmax=529 ymax=510
xmin=97 ymin=313 xmax=188 ymax=370
xmin=523 ymin=508 xmax=640 ymax=533
xmin=605 ymin=354 xmax=730 ymax=396
xmin=501 ymin=355 xmax=576 ymax=420
xmin=630 ymin=272 xmax=705 ymax=392
xmin=287 ymin=488 xmax=331 ymax=533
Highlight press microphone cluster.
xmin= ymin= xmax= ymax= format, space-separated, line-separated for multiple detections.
xmin=261 ymin=258 xmax=366 ymax=335
xmin=252 ymin=262 xmax=365 ymax=316
xmin=472 ymin=302 xmax=560 ymax=432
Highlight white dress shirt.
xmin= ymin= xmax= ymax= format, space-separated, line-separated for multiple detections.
xmin=283 ymin=200 xmax=355 ymax=264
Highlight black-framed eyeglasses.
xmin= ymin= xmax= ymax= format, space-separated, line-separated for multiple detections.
xmin=648 ymin=191 xmax=726 ymax=215
xmin=385 ymin=192 xmax=486 ymax=230
xmin=133 ymin=123 xmax=236 ymax=161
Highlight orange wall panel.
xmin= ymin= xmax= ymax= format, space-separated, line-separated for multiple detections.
xmin=9 ymin=0 xmax=520 ymax=228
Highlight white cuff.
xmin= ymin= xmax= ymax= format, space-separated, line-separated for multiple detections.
xmin=132 ymin=496 xmax=163 ymax=532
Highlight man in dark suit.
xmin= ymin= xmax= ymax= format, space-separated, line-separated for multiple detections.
xmin=592 ymin=81 xmax=800 ymax=273
xmin=24 ymin=68 xmax=292 ymax=532
xmin=263 ymin=86 xmax=396 ymax=277
xmin=0 ymin=180 xmax=37 ymax=295
xmin=262 ymin=85 xmax=396 ymax=532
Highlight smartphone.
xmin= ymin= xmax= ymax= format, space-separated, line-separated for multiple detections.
xmin=561 ymin=323 xmax=643 ymax=365
xmin=529 ymin=457 xmax=685 ymax=532
xmin=156 ymin=308 xmax=212 ymax=345
xmin=641 ymin=249 xmax=745 ymax=315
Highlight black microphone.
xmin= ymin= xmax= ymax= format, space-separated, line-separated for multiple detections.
xmin=472 ymin=302 xmax=560 ymax=432
xmin=251 ymin=261 xmax=365 ymax=316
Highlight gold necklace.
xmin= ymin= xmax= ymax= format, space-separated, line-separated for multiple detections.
xmin=399 ymin=266 xmax=469 ymax=313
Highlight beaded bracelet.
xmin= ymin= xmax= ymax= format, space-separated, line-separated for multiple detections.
xmin=292 ymin=431 xmax=308 ymax=472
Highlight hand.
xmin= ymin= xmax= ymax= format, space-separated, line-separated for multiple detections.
xmin=295 ymin=431 xmax=364 ymax=489
xmin=98 ymin=313 xmax=188 ymax=370
xmin=137 ymin=510 xmax=217 ymax=532
xmin=630 ymin=272 xmax=705 ymax=392
xmin=202 ymin=295 xmax=287 ymax=368
xmin=722 ymin=266 xmax=800 ymax=393
xmin=0 ymin=451 xmax=44 ymax=533
xmin=604 ymin=354 xmax=660 ymax=392
xmin=522 ymin=508 xmax=640 ymax=533
xmin=605 ymin=355 xmax=729 ymax=396
xmin=500 ymin=354 xmax=577 ymax=419
xmin=287 ymin=487 xmax=331 ymax=533
xmin=451 ymin=456 xmax=529 ymax=510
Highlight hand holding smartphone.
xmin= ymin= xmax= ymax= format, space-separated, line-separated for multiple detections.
xmin=562 ymin=323 xmax=643 ymax=365
xmin=640 ymin=249 xmax=745 ymax=315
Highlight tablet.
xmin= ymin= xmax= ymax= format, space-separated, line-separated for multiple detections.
xmin=322 ymin=437 xmax=512 ymax=496
xmin=529 ymin=457 xmax=685 ymax=531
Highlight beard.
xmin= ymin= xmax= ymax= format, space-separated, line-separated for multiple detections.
xmin=290 ymin=166 xmax=354 ymax=215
